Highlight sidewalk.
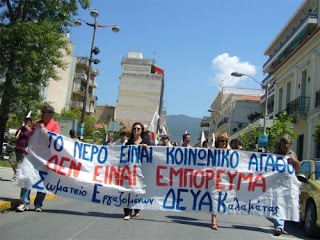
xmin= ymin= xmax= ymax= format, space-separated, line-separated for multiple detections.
xmin=0 ymin=167 xmax=57 ymax=212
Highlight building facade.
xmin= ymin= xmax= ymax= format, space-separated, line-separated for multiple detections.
xmin=70 ymin=57 xmax=98 ymax=114
xmin=115 ymin=51 xmax=165 ymax=130
xmin=207 ymin=87 xmax=266 ymax=146
xmin=40 ymin=37 xmax=98 ymax=115
xmin=262 ymin=0 xmax=320 ymax=160
xmin=40 ymin=38 xmax=76 ymax=113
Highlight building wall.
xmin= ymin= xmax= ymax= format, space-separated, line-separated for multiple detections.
xmin=43 ymin=38 xmax=75 ymax=113
xmin=93 ymin=105 xmax=115 ymax=123
xmin=265 ymin=0 xmax=320 ymax=160
xmin=208 ymin=87 xmax=264 ymax=144
xmin=115 ymin=51 xmax=164 ymax=128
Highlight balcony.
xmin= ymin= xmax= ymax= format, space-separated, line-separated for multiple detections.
xmin=200 ymin=116 xmax=210 ymax=128
xmin=73 ymin=86 xmax=85 ymax=95
xmin=70 ymin=101 xmax=94 ymax=113
xmin=77 ymin=57 xmax=89 ymax=66
xmin=89 ymin=79 xmax=97 ymax=88
xmin=315 ymin=90 xmax=320 ymax=108
xmin=75 ymin=73 xmax=87 ymax=80
xmin=263 ymin=12 xmax=318 ymax=73
xmin=217 ymin=117 xmax=229 ymax=128
xmin=286 ymin=96 xmax=310 ymax=115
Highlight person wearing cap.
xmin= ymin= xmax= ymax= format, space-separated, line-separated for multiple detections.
xmin=210 ymin=133 xmax=229 ymax=230
xmin=10 ymin=117 xmax=32 ymax=181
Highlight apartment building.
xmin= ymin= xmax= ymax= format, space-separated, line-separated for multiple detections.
xmin=40 ymin=37 xmax=98 ymax=115
xmin=115 ymin=51 xmax=165 ymax=130
xmin=262 ymin=0 xmax=320 ymax=160
xmin=70 ymin=57 xmax=98 ymax=114
xmin=207 ymin=87 xmax=266 ymax=146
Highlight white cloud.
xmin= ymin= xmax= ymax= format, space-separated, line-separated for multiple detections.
xmin=210 ymin=53 xmax=257 ymax=87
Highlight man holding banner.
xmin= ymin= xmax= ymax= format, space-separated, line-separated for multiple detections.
xmin=16 ymin=105 xmax=60 ymax=212
xmin=271 ymin=135 xmax=301 ymax=236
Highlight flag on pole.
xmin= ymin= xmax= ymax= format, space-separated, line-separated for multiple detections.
xmin=22 ymin=111 xmax=32 ymax=126
xmin=211 ymin=132 xmax=216 ymax=148
xmin=161 ymin=125 xmax=167 ymax=135
xmin=200 ymin=131 xmax=206 ymax=146
xmin=26 ymin=111 xmax=32 ymax=118
xmin=148 ymin=109 xmax=160 ymax=144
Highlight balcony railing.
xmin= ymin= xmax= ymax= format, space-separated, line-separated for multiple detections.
xmin=217 ymin=117 xmax=229 ymax=128
xmin=315 ymin=90 xmax=320 ymax=108
xmin=286 ymin=96 xmax=310 ymax=114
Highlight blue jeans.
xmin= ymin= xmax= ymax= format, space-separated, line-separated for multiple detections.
xmin=270 ymin=218 xmax=285 ymax=230
xmin=20 ymin=188 xmax=46 ymax=208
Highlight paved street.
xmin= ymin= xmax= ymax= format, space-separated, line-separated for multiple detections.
xmin=0 ymin=167 xmax=317 ymax=240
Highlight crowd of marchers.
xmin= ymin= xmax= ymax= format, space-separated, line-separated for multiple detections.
xmin=8 ymin=107 xmax=300 ymax=237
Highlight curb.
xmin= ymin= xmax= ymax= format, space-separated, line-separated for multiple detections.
xmin=0 ymin=194 xmax=58 ymax=212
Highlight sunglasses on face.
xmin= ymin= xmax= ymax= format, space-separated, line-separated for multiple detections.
xmin=133 ymin=127 xmax=141 ymax=131
xmin=41 ymin=111 xmax=50 ymax=114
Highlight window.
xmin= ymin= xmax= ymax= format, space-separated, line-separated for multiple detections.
xmin=278 ymin=88 xmax=283 ymax=112
xmin=299 ymin=161 xmax=311 ymax=178
xmin=286 ymin=82 xmax=291 ymax=105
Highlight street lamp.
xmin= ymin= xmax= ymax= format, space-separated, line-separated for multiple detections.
xmin=75 ymin=10 xmax=119 ymax=140
xmin=231 ymin=72 xmax=269 ymax=135
xmin=208 ymin=109 xmax=229 ymax=117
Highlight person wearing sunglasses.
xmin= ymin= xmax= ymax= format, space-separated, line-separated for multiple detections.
xmin=210 ymin=133 xmax=229 ymax=230
xmin=16 ymin=105 xmax=60 ymax=213
xmin=123 ymin=122 xmax=147 ymax=221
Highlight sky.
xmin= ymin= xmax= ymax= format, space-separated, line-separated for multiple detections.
xmin=69 ymin=0 xmax=303 ymax=119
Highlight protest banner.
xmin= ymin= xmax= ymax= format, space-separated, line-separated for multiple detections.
xmin=17 ymin=127 xmax=301 ymax=221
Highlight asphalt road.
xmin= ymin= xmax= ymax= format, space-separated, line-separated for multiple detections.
xmin=0 ymin=196 xmax=316 ymax=240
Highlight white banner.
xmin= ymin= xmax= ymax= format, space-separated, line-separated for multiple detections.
xmin=17 ymin=128 xmax=301 ymax=221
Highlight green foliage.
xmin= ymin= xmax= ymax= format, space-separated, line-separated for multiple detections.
xmin=0 ymin=0 xmax=91 ymax=152
xmin=267 ymin=111 xmax=297 ymax=152
xmin=238 ymin=124 xmax=260 ymax=151
xmin=312 ymin=115 xmax=320 ymax=142
xmin=239 ymin=111 xmax=297 ymax=152
xmin=247 ymin=112 xmax=262 ymax=122
xmin=57 ymin=108 xmax=96 ymax=139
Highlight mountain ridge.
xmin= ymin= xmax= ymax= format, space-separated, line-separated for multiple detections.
xmin=166 ymin=114 xmax=202 ymax=146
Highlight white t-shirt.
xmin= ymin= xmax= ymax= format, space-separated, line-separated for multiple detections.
xmin=113 ymin=139 xmax=127 ymax=146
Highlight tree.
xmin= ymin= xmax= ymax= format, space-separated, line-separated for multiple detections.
xmin=247 ymin=112 xmax=262 ymax=122
xmin=267 ymin=111 xmax=297 ymax=153
xmin=57 ymin=108 xmax=96 ymax=140
xmin=312 ymin=115 xmax=320 ymax=142
xmin=239 ymin=111 xmax=297 ymax=152
xmin=0 ymin=0 xmax=91 ymax=154
xmin=238 ymin=124 xmax=260 ymax=151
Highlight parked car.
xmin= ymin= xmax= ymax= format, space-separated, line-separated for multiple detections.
xmin=297 ymin=159 xmax=320 ymax=237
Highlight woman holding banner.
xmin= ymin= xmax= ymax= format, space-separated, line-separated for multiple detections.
xmin=210 ymin=133 xmax=229 ymax=230
xmin=123 ymin=122 xmax=147 ymax=221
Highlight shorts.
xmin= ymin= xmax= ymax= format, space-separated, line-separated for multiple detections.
xmin=9 ymin=150 xmax=24 ymax=165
